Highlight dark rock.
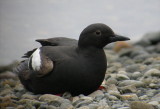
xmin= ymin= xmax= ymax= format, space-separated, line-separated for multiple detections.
xmin=135 ymin=31 xmax=160 ymax=46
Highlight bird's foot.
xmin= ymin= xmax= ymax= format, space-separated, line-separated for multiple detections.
xmin=55 ymin=94 xmax=63 ymax=96
xmin=98 ymin=86 xmax=106 ymax=90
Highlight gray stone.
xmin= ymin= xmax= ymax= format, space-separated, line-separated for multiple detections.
xmin=0 ymin=71 xmax=17 ymax=79
xmin=134 ymin=54 xmax=149 ymax=63
xmin=148 ymin=64 xmax=160 ymax=70
xmin=80 ymin=96 xmax=93 ymax=101
xmin=77 ymin=106 xmax=90 ymax=109
xmin=146 ymin=89 xmax=159 ymax=98
xmin=106 ymin=84 xmax=120 ymax=97
xmin=0 ymin=88 xmax=13 ymax=96
xmin=39 ymin=94 xmax=69 ymax=102
xmin=144 ymin=69 xmax=160 ymax=77
xmin=149 ymin=83 xmax=159 ymax=88
xmin=47 ymin=105 xmax=58 ymax=109
xmin=97 ymin=105 xmax=110 ymax=109
xmin=16 ymin=105 xmax=25 ymax=109
xmin=60 ymin=102 xmax=74 ymax=109
xmin=130 ymin=47 xmax=148 ymax=58
xmin=73 ymin=97 xmax=92 ymax=108
xmin=110 ymin=73 xmax=130 ymax=81
xmin=74 ymin=100 xmax=92 ymax=108
xmin=62 ymin=92 xmax=72 ymax=99
xmin=135 ymin=31 xmax=160 ymax=46
xmin=117 ymin=107 xmax=130 ymax=109
xmin=131 ymin=72 xmax=142 ymax=80
xmin=108 ymin=95 xmax=119 ymax=100
xmin=139 ymin=95 xmax=149 ymax=100
xmin=14 ymin=84 xmax=25 ymax=92
xmin=155 ymin=43 xmax=160 ymax=53
xmin=118 ymin=80 xmax=146 ymax=88
xmin=143 ymin=58 xmax=155 ymax=65
xmin=88 ymin=90 xmax=104 ymax=98
xmin=18 ymin=99 xmax=43 ymax=107
xmin=5 ymin=107 xmax=16 ymax=109
xmin=39 ymin=94 xmax=71 ymax=108
xmin=119 ymin=49 xmax=132 ymax=57
xmin=112 ymin=103 xmax=123 ymax=109
xmin=126 ymin=64 xmax=147 ymax=73
xmin=38 ymin=104 xmax=49 ymax=109
xmin=106 ymin=71 xmax=130 ymax=81
xmin=130 ymin=101 xmax=155 ymax=109
xmin=72 ymin=96 xmax=80 ymax=103
xmin=105 ymin=76 xmax=118 ymax=85
xmin=98 ymin=99 xmax=110 ymax=108
xmin=88 ymin=104 xmax=99 ymax=109
xmin=118 ymin=85 xmax=137 ymax=93
xmin=145 ymin=46 xmax=156 ymax=53
xmin=151 ymin=93 xmax=160 ymax=101
xmin=120 ymin=94 xmax=139 ymax=101
xmin=148 ymin=101 xmax=159 ymax=106
xmin=21 ymin=93 xmax=38 ymax=99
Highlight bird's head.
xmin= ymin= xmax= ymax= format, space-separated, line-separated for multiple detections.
xmin=78 ymin=23 xmax=130 ymax=48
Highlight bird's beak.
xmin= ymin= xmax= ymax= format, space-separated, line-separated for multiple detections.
xmin=109 ymin=34 xmax=130 ymax=42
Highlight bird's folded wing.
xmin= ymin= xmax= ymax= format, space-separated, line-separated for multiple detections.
xmin=28 ymin=48 xmax=54 ymax=77
xmin=36 ymin=37 xmax=77 ymax=46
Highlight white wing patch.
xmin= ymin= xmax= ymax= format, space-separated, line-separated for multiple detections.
xmin=31 ymin=48 xmax=41 ymax=71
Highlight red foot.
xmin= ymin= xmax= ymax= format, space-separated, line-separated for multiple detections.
xmin=98 ymin=86 xmax=105 ymax=90
xmin=55 ymin=94 xmax=63 ymax=96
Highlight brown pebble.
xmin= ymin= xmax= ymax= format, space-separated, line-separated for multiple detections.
xmin=130 ymin=101 xmax=155 ymax=109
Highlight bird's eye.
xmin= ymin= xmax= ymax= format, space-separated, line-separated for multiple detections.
xmin=95 ymin=30 xmax=101 ymax=36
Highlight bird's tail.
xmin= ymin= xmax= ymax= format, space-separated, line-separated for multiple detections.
xmin=13 ymin=60 xmax=28 ymax=75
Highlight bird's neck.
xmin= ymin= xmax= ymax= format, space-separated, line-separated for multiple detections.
xmin=76 ymin=46 xmax=104 ymax=57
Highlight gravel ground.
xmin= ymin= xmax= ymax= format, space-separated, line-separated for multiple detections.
xmin=0 ymin=33 xmax=160 ymax=109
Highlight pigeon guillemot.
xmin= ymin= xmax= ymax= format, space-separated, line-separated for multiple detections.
xmin=14 ymin=23 xmax=130 ymax=96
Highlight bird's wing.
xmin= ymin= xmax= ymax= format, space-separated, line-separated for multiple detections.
xmin=22 ymin=37 xmax=77 ymax=58
xmin=36 ymin=37 xmax=78 ymax=46
xmin=15 ymin=47 xmax=54 ymax=79
xmin=28 ymin=48 xmax=54 ymax=77
xmin=22 ymin=48 xmax=37 ymax=58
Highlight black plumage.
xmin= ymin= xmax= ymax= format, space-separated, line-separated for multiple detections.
xmin=14 ymin=23 xmax=130 ymax=96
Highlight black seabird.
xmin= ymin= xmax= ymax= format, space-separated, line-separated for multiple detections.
xmin=14 ymin=23 xmax=130 ymax=96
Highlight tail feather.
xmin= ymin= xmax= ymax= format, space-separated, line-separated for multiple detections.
xmin=13 ymin=60 xmax=31 ymax=80
xmin=13 ymin=59 xmax=34 ymax=91
xmin=13 ymin=60 xmax=28 ymax=75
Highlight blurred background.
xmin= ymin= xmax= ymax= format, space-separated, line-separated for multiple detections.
xmin=0 ymin=0 xmax=160 ymax=65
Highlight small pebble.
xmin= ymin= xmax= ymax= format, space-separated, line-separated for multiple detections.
xmin=118 ymin=80 xmax=146 ymax=88
xmin=120 ymin=94 xmax=139 ymax=101
xmin=130 ymin=101 xmax=155 ymax=109
xmin=88 ymin=90 xmax=104 ymax=98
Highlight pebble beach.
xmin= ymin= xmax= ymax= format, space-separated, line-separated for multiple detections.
xmin=0 ymin=32 xmax=160 ymax=109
